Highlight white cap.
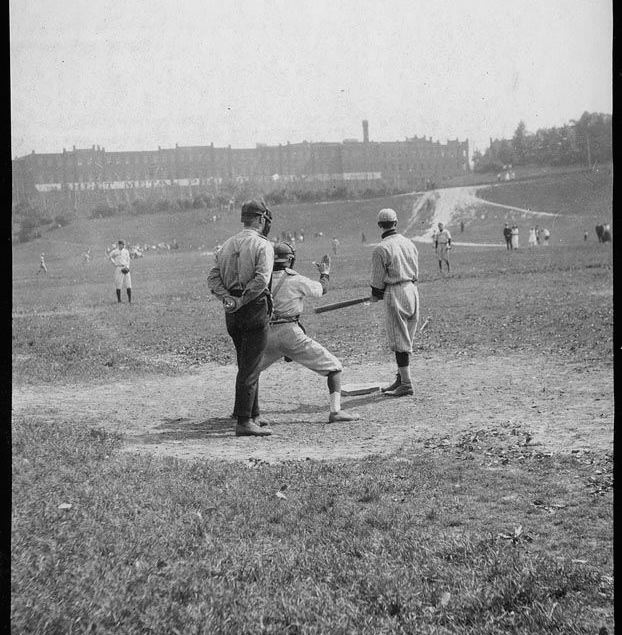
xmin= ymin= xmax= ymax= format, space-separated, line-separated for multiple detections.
xmin=377 ymin=208 xmax=398 ymax=223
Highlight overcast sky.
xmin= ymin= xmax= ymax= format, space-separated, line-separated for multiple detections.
xmin=10 ymin=0 xmax=612 ymax=158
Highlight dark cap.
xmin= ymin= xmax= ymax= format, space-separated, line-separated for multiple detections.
xmin=273 ymin=241 xmax=296 ymax=263
xmin=241 ymin=199 xmax=271 ymax=220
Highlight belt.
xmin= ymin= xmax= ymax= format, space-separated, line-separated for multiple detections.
xmin=270 ymin=314 xmax=300 ymax=325
xmin=386 ymin=279 xmax=417 ymax=285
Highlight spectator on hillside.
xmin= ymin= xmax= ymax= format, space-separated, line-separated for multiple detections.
xmin=542 ymin=228 xmax=551 ymax=246
xmin=82 ymin=248 xmax=91 ymax=264
xmin=535 ymin=225 xmax=542 ymax=245
xmin=602 ymin=224 xmax=612 ymax=243
xmin=528 ymin=227 xmax=537 ymax=248
xmin=460 ymin=220 xmax=465 ymax=233
xmin=503 ymin=223 xmax=512 ymax=250
xmin=361 ymin=231 xmax=367 ymax=244
xmin=511 ymin=224 xmax=519 ymax=250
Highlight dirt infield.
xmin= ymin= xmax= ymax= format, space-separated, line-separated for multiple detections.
xmin=12 ymin=353 xmax=613 ymax=464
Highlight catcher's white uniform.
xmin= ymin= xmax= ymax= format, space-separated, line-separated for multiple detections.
xmin=259 ymin=269 xmax=342 ymax=375
xmin=109 ymin=247 xmax=132 ymax=289
xmin=371 ymin=231 xmax=420 ymax=353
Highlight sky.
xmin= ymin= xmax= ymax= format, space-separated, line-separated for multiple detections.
xmin=10 ymin=0 xmax=612 ymax=159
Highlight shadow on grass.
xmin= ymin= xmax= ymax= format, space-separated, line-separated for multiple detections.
xmin=135 ymin=417 xmax=233 ymax=442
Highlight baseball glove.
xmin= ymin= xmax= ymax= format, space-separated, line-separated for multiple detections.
xmin=121 ymin=267 xmax=130 ymax=274
xmin=314 ymin=254 xmax=331 ymax=275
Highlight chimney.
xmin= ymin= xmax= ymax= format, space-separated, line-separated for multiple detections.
xmin=362 ymin=120 xmax=369 ymax=143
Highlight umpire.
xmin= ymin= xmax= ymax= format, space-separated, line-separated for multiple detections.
xmin=208 ymin=200 xmax=274 ymax=436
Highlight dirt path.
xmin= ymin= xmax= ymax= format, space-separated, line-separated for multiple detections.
xmin=406 ymin=186 xmax=560 ymax=244
xmin=12 ymin=354 xmax=613 ymax=464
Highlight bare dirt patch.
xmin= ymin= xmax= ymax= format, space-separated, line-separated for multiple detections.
xmin=12 ymin=353 xmax=612 ymax=464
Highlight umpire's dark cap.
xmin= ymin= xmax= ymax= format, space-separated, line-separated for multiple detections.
xmin=241 ymin=199 xmax=272 ymax=221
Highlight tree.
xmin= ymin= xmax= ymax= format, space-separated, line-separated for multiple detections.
xmin=512 ymin=121 xmax=528 ymax=164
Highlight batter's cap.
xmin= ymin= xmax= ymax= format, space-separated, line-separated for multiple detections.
xmin=117 ymin=239 xmax=125 ymax=245
xmin=377 ymin=208 xmax=398 ymax=223
xmin=273 ymin=241 xmax=296 ymax=263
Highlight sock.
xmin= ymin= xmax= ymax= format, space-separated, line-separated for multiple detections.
xmin=116 ymin=289 xmax=121 ymax=302
xmin=329 ymin=391 xmax=341 ymax=413
xmin=127 ymin=288 xmax=132 ymax=303
xmin=398 ymin=366 xmax=412 ymax=384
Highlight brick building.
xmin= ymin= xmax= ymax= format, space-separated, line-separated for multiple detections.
xmin=12 ymin=121 xmax=469 ymax=209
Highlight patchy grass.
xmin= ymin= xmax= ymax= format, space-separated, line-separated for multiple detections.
xmin=11 ymin=170 xmax=613 ymax=632
xmin=12 ymin=240 xmax=612 ymax=384
xmin=12 ymin=418 xmax=613 ymax=634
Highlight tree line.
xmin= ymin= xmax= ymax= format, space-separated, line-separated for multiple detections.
xmin=472 ymin=111 xmax=612 ymax=173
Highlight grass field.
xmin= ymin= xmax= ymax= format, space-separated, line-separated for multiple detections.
xmin=12 ymin=168 xmax=613 ymax=633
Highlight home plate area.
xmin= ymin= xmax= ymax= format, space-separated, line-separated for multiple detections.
xmin=341 ymin=383 xmax=382 ymax=396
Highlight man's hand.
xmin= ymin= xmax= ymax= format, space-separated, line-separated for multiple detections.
xmin=313 ymin=254 xmax=331 ymax=275
xmin=223 ymin=296 xmax=239 ymax=313
xmin=370 ymin=295 xmax=381 ymax=303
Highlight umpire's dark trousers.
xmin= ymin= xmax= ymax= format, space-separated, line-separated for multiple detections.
xmin=225 ymin=295 xmax=270 ymax=420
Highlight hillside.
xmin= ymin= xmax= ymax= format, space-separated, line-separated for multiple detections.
xmin=12 ymin=167 xmax=612 ymax=271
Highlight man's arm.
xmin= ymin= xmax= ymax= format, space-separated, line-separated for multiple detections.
xmin=238 ymin=241 xmax=273 ymax=306
xmin=207 ymin=262 xmax=228 ymax=299
xmin=370 ymin=248 xmax=386 ymax=301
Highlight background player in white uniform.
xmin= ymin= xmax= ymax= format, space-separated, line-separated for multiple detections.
xmin=37 ymin=253 xmax=48 ymax=275
xmin=108 ymin=239 xmax=132 ymax=303
xmin=259 ymin=242 xmax=359 ymax=423
xmin=370 ymin=208 xmax=419 ymax=397
xmin=435 ymin=222 xmax=452 ymax=274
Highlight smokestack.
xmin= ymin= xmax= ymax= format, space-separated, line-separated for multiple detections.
xmin=362 ymin=120 xmax=369 ymax=143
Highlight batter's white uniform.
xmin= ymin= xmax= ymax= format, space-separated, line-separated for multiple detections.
xmin=371 ymin=231 xmax=420 ymax=353
xmin=259 ymin=269 xmax=342 ymax=375
xmin=109 ymin=247 xmax=132 ymax=289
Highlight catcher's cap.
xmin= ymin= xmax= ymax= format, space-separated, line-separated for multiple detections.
xmin=241 ymin=199 xmax=272 ymax=221
xmin=377 ymin=208 xmax=398 ymax=223
xmin=273 ymin=241 xmax=296 ymax=263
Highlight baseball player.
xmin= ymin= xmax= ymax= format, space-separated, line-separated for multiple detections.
xmin=259 ymin=242 xmax=359 ymax=423
xmin=37 ymin=253 xmax=48 ymax=275
xmin=207 ymin=200 xmax=274 ymax=437
xmin=435 ymin=222 xmax=452 ymax=274
xmin=108 ymin=239 xmax=132 ymax=303
xmin=370 ymin=208 xmax=419 ymax=397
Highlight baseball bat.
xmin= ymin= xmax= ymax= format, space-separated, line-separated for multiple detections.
xmin=314 ymin=296 xmax=371 ymax=314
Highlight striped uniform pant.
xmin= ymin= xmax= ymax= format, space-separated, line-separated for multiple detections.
xmin=384 ymin=281 xmax=419 ymax=353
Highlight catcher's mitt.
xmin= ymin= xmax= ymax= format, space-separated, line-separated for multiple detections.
xmin=314 ymin=254 xmax=331 ymax=275
xmin=121 ymin=267 xmax=130 ymax=274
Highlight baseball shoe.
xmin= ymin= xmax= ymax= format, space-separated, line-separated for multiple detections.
xmin=235 ymin=420 xmax=272 ymax=437
xmin=328 ymin=411 xmax=360 ymax=423
xmin=381 ymin=373 xmax=401 ymax=393
xmin=231 ymin=413 xmax=271 ymax=427
xmin=384 ymin=382 xmax=413 ymax=397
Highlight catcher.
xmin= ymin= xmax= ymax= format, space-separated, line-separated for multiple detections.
xmin=108 ymin=239 xmax=132 ymax=303
xmin=259 ymin=242 xmax=359 ymax=423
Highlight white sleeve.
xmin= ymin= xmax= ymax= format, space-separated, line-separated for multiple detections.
xmin=295 ymin=275 xmax=323 ymax=298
